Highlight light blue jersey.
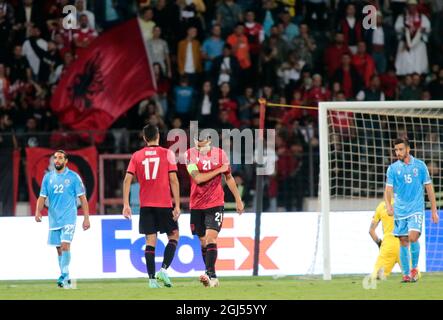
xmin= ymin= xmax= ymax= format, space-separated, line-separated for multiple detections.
xmin=39 ymin=168 xmax=85 ymax=230
xmin=386 ymin=156 xmax=432 ymax=220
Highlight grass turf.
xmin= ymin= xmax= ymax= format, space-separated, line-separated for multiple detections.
xmin=1 ymin=273 xmax=443 ymax=300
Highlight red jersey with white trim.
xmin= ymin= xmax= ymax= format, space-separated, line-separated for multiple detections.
xmin=185 ymin=147 xmax=231 ymax=210
xmin=127 ymin=146 xmax=177 ymax=208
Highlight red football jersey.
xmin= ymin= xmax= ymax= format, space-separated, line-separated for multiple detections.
xmin=127 ymin=146 xmax=177 ymax=208
xmin=185 ymin=147 xmax=231 ymax=210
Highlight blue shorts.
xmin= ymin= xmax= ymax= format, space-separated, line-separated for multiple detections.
xmin=394 ymin=214 xmax=423 ymax=237
xmin=48 ymin=224 xmax=76 ymax=246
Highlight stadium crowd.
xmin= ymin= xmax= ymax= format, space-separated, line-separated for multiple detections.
xmin=0 ymin=0 xmax=443 ymax=211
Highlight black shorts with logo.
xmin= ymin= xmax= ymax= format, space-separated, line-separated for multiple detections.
xmin=190 ymin=206 xmax=224 ymax=237
xmin=139 ymin=207 xmax=178 ymax=235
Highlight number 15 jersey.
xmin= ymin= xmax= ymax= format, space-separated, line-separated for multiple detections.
xmin=386 ymin=155 xmax=432 ymax=220
xmin=127 ymin=146 xmax=178 ymax=208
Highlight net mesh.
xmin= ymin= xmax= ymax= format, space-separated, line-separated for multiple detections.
xmin=327 ymin=107 xmax=443 ymax=211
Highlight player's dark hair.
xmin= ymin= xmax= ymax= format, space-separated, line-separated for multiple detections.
xmin=54 ymin=150 xmax=68 ymax=159
xmin=143 ymin=124 xmax=159 ymax=142
xmin=394 ymin=137 xmax=409 ymax=147
xmin=194 ymin=128 xmax=212 ymax=142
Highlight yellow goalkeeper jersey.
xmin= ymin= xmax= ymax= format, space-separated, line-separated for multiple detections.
xmin=373 ymin=201 xmax=395 ymax=239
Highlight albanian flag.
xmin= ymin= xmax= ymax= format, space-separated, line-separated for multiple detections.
xmin=50 ymin=19 xmax=156 ymax=142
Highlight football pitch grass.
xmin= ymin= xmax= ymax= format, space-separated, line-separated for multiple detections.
xmin=1 ymin=273 xmax=443 ymax=300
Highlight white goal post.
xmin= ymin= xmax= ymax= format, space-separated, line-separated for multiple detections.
xmin=319 ymin=100 xmax=443 ymax=280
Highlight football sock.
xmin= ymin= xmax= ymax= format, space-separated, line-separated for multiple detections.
xmin=162 ymin=240 xmax=178 ymax=269
xmin=145 ymin=245 xmax=156 ymax=279
xmin=206 ymin=243 xmax=218 ymax=278
xmin=400 ymin=245 xmax=410 ymax=276
xmin=201 ymin=246 xmax=207 ymax=267
xmin=410 ymin=241 xmax=420 ymax=269
xmin=60 ymin=250 xmax=71 ymax=277
xmin=58 ymin=254 xmax=62 ymax=274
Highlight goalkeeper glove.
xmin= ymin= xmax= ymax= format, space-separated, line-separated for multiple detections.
xmin=376 ymin=239 xmax=382 ymax=248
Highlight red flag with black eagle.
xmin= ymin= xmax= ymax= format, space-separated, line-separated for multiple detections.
xmin=50 ymin=19 xmax=156 ymax=142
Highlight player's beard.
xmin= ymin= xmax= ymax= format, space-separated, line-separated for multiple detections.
xmin=55 ymin=163 xmax=65 ymax=171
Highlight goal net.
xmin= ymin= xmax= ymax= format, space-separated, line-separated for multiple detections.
xmin=318 ymin=100 xmax=443 ymax=279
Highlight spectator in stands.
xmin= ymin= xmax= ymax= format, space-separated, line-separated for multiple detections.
xmin=73 ymin=14 xmax=97 ymax=58
xmin=379 ymin=65 xmax=399 ymax=100
xmin=211 ymin=43 xmax=241 ymax=90
xmin=147 ymin=26 xmax=172 ymax=78
xmin=192 ymin=80 xmax=217 ymax=128
xmin=292 ymin=23 xmax=317 ymax=69
xmin=263 ymin=25 xmax=290 ymax=64
xmin=152 ymin=62 xmax=171 ymax=116
xmin=338 ymin=3 xmax=363 ymax=54
xmin=332 ymin=53 xmax=363 ymax=99
xmin=22 ymin=116 xmax=43 ymax=147
xmin=428 ymin=68 xmax=443 ymax=100
xmin=216 ymin=0 xmax=243 ymax=38
xmin=175 ymin=0 xmax=205 ymax=42
xmin=216 ymin=81 xmax=240 ymax=128
xmin=356 ymin=75 xmax=386 ymax=101
xmin=7 ymin=45 xmax=32 ymax=84
xmin=0 ymin=0 xmax=14 ymax=27
xmin=177 ymin=26 xmax=202 ymax=87
xmin=22 ymin=25 xmax=48 ymax=82
xmin=399 ymin=73 xmax=423 ymax=100
xmin=0 ymin=63 xmax=10 ymax=107
xmin=50 ymin=51 xmax=73 ymax=85
xmin=0 ymin=112 xmax=17 ymax=149
xmin=303 ymin=73 xmax=330 ymax=109
xmin=244 ymin=10 xmax=263 ymax=81
xmin=0 ymin=1 xmax=13 ymax=63
xmin=153 ymin=0 xmax=174 ymax=48
xmin=173 ymin=75 xmax=194 ymax=125
xmin=236 ymin=86 xmax=256 ymax=128
xmin=215 ymin=108 xmax=236 ymax=131
xmin=352 ymin=41 xmax=376 ymax=88
xmin=324 ymin=32 xmax=351 ymax=78
xmin=201 ymin=23 xmax=225 ymax=74
xmin=364 ymin=12 xmax=397 ymax=74
xmin=430 ymin=8 xmax=443 ymax=67
xmin=260 ymin=45 xmax=279 ymax=88
xmin=394 ymin=0 xmax=431 ymax=76
xmin=76 ymin=0 xmax=96 ymax=30
xmin=138 ymin=6 xmax=156 ymax=42
xmin=258 ymin=0 xmax=280 ymax=37
xmin=305 ymin=0 xmax=328 ymax=31
xmin=275 ymin=132 xmax=297 ymax=211
xmin=14 ymin=0 xmax=43 ymax=42
xmin=227 ymin=23 xmax=251 ymax=89
xmin=280 ymin=11 xmax=299 ymax=43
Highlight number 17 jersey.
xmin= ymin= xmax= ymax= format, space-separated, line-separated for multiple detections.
xmin=127 ymin=146 xmax=178 ymax=208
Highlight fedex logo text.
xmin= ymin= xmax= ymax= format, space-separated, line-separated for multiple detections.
xmin=101 ymin=217 xmax=278 ymax=274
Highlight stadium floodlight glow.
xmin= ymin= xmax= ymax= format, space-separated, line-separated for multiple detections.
xmin=319 ymin=100 xmax=443 ymax=280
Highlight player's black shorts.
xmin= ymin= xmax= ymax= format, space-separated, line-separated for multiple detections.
xmin=139 ymin=207 xmax=178 ymax=235
xmin=190 ymin=206 xmax=224 ymax=237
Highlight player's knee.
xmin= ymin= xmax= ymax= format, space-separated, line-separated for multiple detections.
xmin=168 ymin=229 xmax=179 ymax=241
xmin=206 ymin=236 xmax=217 ymax=245
xmin=409 ymin=236 xmax=419 ymax=243
xmin=61 ymin=242 xmax=70 ymax=251
xmin=399 ymin=237 xmax=409 ymax=246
